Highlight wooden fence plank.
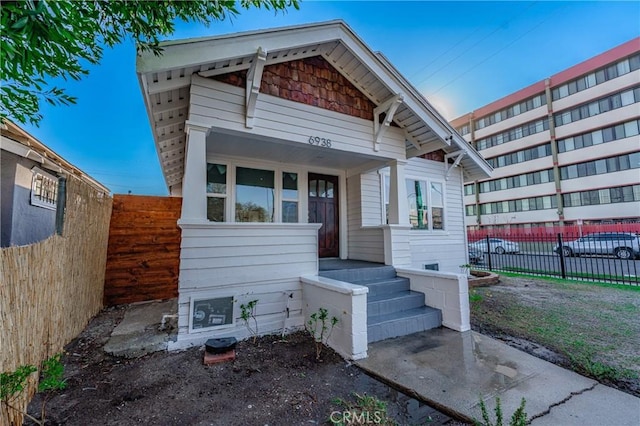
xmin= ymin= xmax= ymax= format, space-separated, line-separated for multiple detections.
xmin=103 ymin=195 xmax=182 ymax=306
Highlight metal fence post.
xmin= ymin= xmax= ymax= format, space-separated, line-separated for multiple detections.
xmin=486 ymin=235 xmax=492 ymax=271
xmin=557 ymin=233 xmax=566 ymax=279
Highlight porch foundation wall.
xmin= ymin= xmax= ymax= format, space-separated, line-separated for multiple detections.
xmin=301 ymin=275 xmax=369 ymax=360
xmin=396 ymin=268 xmax=470 ymax=332
xmin=170 ymin=222 xmax=320 ymax=349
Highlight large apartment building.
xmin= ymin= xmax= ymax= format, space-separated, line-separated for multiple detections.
xmin=451 ymin=38 xmax=640 ymax=230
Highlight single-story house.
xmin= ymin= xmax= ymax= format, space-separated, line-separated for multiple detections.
xmin=136 ymin=20 xmax=491 ymax=359
xmin=0 ymin=121 xmax=109 ymax=247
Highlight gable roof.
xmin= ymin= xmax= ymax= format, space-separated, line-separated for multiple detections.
xmin=137 ymin=20 xmax=491 ymax=189
xmin=0 ymin=121 xmax=109 ymax=194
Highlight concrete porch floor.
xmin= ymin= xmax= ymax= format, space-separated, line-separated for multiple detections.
xmin=319 ymin=258 xmax=385 ymax=271
xmin=356 ymin=328 xmax=640 ymax=425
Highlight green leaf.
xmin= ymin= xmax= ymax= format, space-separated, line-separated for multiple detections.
xmin=11 ymin=16 xmax=29 ymax=30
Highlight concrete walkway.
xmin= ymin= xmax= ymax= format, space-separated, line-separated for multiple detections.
xmin=356 ymin=328 xmax=640 ymax=425
xmin=103 ymin=299 xmax=178 ymax=358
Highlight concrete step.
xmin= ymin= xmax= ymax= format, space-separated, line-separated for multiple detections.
xmin=367 ymin=306 xmax=442 ymax=343
xmin=362 ymin=277 xmax=411 ymax=297
xmin=367 ymin=290 xmax=425 ymax=318
xmin=319 ymin=265 xmax=397 ymax=283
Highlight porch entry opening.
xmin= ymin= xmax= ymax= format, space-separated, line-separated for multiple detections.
xmin=308 ymin=173 xmax=339 ymax=258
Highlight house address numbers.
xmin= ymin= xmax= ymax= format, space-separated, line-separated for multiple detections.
xmin=308 ymin=135 xmax=332 ymax=148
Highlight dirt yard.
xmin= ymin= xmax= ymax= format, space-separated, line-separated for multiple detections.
xmin=23 ymin=274 xmax=638 ymax=424
xmin=470 ymin=275 xmax=640 ymax=397
xmin=25 ymin=306 xmax=461 ymax=425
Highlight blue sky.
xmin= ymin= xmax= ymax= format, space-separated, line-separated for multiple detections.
xmin=19 ymin=1 xmax=640 ymax=196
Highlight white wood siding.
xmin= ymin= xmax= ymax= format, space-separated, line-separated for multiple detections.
xmin=346 ymin=174 xmax=384 ymax=262
xmin=405 ymin=157 xmax=467 ymax=272
xmin=189 ymin=76 xmax=406 ymax=160
xmin=175 ymin=223 xmax=319 ymax=342
xmin=347 ymin=157 xmax=468 ymax=270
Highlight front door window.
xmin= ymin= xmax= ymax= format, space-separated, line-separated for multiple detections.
xmin=308 ymin=173 xmax=339 ymax=258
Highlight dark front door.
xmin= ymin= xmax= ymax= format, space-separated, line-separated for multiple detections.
xmin=308 ymin=173 xmax=339 ymax=258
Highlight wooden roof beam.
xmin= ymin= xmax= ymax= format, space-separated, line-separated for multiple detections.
xmin=444 ymin=150 xmax=467 ymax=180
xmin=373 ymin=93 xmax=403 ymax=151
xmin=246 ymin=47 xmax=267 ymax=128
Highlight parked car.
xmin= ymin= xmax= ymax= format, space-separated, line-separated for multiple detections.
xmin=468 ymin=247 xmax=484 ymax=264
xmin=468 ymin=238 xmax=520 ymax=254
xmin=554 ymin=232 xmax=640 ymax=260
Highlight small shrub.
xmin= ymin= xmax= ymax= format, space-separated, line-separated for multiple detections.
xmin=475 ymin=396 xmax=527 ymax=426
xmin=306 ymin=307 xmax=338 ymax=360
xmin=240 ymin=299 xmax=259 ymax=344
xmin=0 ymin=353 xmax=67 ymax=425
xmin=469 ymin=289 xmax=483 ymax=304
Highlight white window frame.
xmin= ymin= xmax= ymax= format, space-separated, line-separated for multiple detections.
xmin=206 ymin=162 xmax=229 ymax=222
xmin=381 ymin=172 xmax=447 ymax=232
xmin=281 ymin=171 xmax=300 ymax=223
xmin=207 ymin=158 xmax=304 ymax=223
xmin=30 ymin=167 xmax=58 ymax=210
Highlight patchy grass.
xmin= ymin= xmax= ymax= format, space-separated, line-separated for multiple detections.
xmin=498 ymin=266 xmax=640 ymax=285
xmin=329 ymin=393 xmax=399 ymax=426
xmin=471 ymin=275 xmax=640 ymax=395
xmin=497 ymin=271 xmax=640 ymax=292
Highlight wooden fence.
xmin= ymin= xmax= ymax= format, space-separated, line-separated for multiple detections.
xmin=103 ymin=195 xmax=182 ymax=306
xmin=0 ymin=178 xmax=112 ymax=425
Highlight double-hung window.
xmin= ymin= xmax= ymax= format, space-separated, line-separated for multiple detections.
xmin=206 ymin=164 xmax=227 ymax=221
xmin=383 ymin=174 xmax=446 ymax=231
xmin=281 ymin=172 xmax=299 ymax=223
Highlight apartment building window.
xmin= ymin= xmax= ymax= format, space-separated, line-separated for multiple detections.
xmin=457 ymin=124 xmax=470 ymax=136
xmin=465 ymin=204 xmax=476 ymax=216
xmin=479 ymin=169 xmax=554 ymax=193
xmin=464 ymin=184 xmax=475 ymax=195
xmin=563 ymin=184 xmax=640 ymax=207
xmin=552 ymin=53 xmax=640 ymax=101
xmin=480 ymin=195 xmax=557 ymax=215
xmin=486 ymin=143 xmax=552 ymax=168
xmin=560 ymin=152 xmax=640 ymax=180
xmin=476 ymin=118 xmax=549 ymax=150
xmin=474 ymin=93 xmax=547 ymax=130
xmin=554 ymin=86 xmax=640 ymax=127
xmin=557 ymin=119 xmax=640 ymax=153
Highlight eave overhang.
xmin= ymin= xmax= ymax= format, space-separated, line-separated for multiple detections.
xmin=137 ymin=20 xmax=492 ymax=190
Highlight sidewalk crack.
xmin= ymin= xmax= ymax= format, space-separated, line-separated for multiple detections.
xmin=528 ymin=382 xmax=598 ymax=424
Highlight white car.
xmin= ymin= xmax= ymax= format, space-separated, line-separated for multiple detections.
xmin=469 ymin=238 xmax=520 ymax=254
xmin=554 ymin=233 xmax=640 ymax=260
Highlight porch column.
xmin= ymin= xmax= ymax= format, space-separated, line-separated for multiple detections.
xmin=180 ymin=121 xmax=209 ymax=222
xmin=387 ymin=160 xmax=409 ymax=225
xmin=383 ymin=160 xmax=411 ymax=267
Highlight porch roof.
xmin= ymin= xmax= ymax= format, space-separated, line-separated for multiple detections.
xmin=137 ymin=20 xmax=492 ymax=191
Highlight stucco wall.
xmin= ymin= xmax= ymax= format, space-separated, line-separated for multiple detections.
xmin=0 ymin=151 xmax=17 ymax=247
xmin=0 ymin=152 xmax=57 ymax=247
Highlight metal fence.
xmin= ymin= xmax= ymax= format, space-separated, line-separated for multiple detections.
xmin=468 ymin=226 xmax=640 ymax=286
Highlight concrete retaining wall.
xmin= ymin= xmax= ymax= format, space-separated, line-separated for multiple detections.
xmin=301 ymin=275 xmax=369 ymax=360
xmin=396 ymin=268 xmax=470 ymax=332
